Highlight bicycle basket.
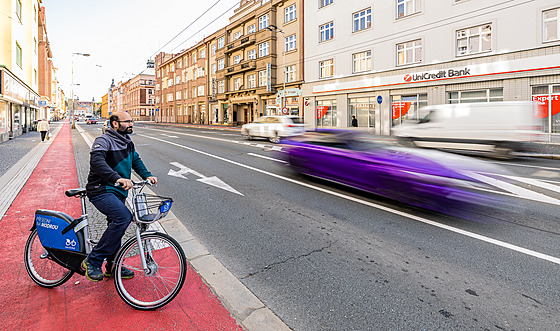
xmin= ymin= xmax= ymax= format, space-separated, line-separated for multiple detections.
xmin=133 ymin=193 xmax=173 ymax=224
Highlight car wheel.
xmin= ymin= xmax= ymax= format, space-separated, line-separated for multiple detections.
xmin=398 ymin=137 xmax=416 ymax=147
xmin=493 ymin=143 xmax=513 ymax=159
xmin=242 ymin=129 xmax=252 ymax=140
xmin=269 ymin=133 xmax=280 ymax=144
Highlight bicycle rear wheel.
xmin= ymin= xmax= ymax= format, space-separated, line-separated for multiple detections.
xmin=24 ymin=229 xmax=74 ymax=287
xmin=113 ymin=232 xmax=187 ymax=310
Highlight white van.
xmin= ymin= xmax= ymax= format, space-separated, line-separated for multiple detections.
xmin=392 ymin=101 xmax=544 ymax=157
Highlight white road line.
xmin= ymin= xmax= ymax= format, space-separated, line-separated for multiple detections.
xmin=491 ymin=160 xmax=560 ymax=171
xmin=247 ymin=153 xmax=287 ymax=163
xmin=500 ymin=174 xmax=560 ymax=194
xmin=138 ymin=133 xmax=560 ymax=266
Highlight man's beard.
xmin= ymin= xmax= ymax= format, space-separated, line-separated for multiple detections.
xmin=117 ymin=126 xmax=133 ymax=134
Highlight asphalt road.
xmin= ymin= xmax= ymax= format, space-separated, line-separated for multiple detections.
xmin=79 ymin=122 xmax=560 ymax=330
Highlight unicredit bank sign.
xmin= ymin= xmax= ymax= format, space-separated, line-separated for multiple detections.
xmin=403 ymin=68 xmax=471 ymax=82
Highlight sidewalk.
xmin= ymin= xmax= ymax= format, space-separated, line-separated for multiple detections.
xmin=0 ymin=122 xmax=245 ymax=330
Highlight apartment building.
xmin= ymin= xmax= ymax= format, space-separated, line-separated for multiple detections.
xmin=303 ymin=0 xmax=560 ymax=142
xmin=109 ymin=73 xmax=156 ymax=121
xmin=155 ymin=0 xmax=304 ymax=126
xmin=0 ymin=0 xmax=42 ymax=142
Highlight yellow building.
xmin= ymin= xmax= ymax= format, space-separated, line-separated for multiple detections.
xmin=0 ymin=0 xmax=43 ymax=142
xmin=101 ymin=93 xmax=109 ymax=119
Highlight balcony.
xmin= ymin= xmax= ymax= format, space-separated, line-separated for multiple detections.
xmin=224 ymin=59 xmax=257 ymax=76
xmin=224 ymin=35 xmax=256 ymax=54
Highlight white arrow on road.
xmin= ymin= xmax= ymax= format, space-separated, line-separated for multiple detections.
xmin=168 ymin=162 xmax=243 ymax=196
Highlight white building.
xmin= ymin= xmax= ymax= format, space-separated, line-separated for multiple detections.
xmin=303 ymin=0 xmax=560 ymax=142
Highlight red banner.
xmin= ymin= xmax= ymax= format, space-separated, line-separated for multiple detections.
xmin=532 ymin=95 xmax=560 ymax=119
xmin=317 ymin=106 xmax=328 ymax=119
xmin=392 ymin=102 xmax=411 ymax=119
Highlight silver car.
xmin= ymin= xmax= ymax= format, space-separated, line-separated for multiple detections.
xmin=241 ymin=115 xmax=305 ymax=143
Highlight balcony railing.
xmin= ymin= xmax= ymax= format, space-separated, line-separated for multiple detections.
xmin=224 ymin=59 xmax=257 ymax=76
xmin=224 ymin=35 xmax=256 ymax=54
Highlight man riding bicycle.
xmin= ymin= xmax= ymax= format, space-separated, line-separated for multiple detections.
xmin=82 ymin=111 xmax=157 ymax=281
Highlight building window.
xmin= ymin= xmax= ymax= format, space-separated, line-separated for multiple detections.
xmin=175 ymin=75 xmax=181 ymax=84
xmin=397 ymin=39 xmax=422 ymax=65
xmin=167 ymin=93 xmax=173 ymax=102
xmin=218 ymin=80 xmax=225 ymax=93
xmin=176 ymin=91 xmax=181 ymax=100
xmin=193 ymin=53 xmax=197 ymax=62
xmin=168 ymin=78 xmax=173 ymax=87
xmin=16 ymin=43 xmax=22 ymax=68
xmin=316 ymin=99 xmax=337 ymax=127
xmin=234 ymin=77 xmax=242 ymax=90
xmin=233 ymin=31 xmax=242 ymax=40
xmin=285 ymin=65 xmax=296 ymax=82
xmin=456 ymin=24 xmax=492 ymax=56
xmin=248 ymin=49 xmax=256 ymax=59
xmin=320 ymin=22 xmax=334 ymax=42
xmin=259 ymin=14 xmax=270 ymax=30
xmin=259 ymin=42 xmax=269 ymax=57
xmin=212 ymin=63 xmax=217 ymax=74
xmin=532 ymin=85 xmax=560 ymax=133
xmin=192 ymin=87 xmax=197 ymax=98
xmin=211 ymin=44 xmax=216 ymax=55
xmin=259 ymin=70 xmax=267 ymax=86
xmin=34 ymin=69 xmax=37 ymax=85
xmin=16 ymin=0 xmax=22 ymax=21
xmin=320 ymin=0 xmax=333 ymax=8
xmin=543 ymin=8 xmax=560 ymax=42
xmin=248 ymin=24 xmax=256 ymax=34
xmin=319 ymin=59 xmax=334 ymax=78
xmin=218 ymin=58 xmax=225 ymax=70
xmin=197 ymin=67 xmax=204 ymax=77
xmin=218 ymin=37 xmax=225 ymax=49
xmin=353 ymin=8 xmax=371 ymax=32
xmin=397 ymin=0 xmax=420 ymax=18
xmin=233 ymin=54 xmax=242 ymax=64
xmin=285 ymin=4 xmax=296 ymax=23
xmin=352 ymin=50 xmax=371 ymax=73
xmin=200 ymin=49 xmax=206 ymax=58
xmin=391 ymin=94 xmax=427 ymax=127
xmin=248 ymin=74 xmax=256 ymax=88
xmin=447 ymin=88 xmax=503 ymax=104
xmin=198 ymin=86 xmax=205 ymax=96
xmin=285 ymin=35 xmax=296 ymax=52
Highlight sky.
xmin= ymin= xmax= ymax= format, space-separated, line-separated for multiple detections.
xmin=45 ymin=0 xmax=241 ymax=103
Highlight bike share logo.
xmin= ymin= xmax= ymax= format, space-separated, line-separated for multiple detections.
xmin=404 ymin=68 xmax=471 ymax=83
xmin=65 ymin=239 xmax=77 ymax=249
xmin=36 ymin=216 xmax=59 ymax=230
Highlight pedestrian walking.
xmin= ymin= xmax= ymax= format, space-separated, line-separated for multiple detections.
xmin=351 ymin=116 xmax=358 ymax=127
xmin=37 ymin=118 xmax=50 ymax=142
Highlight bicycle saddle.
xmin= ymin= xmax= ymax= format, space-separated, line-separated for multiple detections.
xmin=65 ymin=188 xmax=87 ymax=197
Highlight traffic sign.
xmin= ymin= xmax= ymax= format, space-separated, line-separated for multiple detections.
xmin=281 ymin=107 xmax=289 ymax=115
xmin=377 ymin=95 xmax=383 ymax=104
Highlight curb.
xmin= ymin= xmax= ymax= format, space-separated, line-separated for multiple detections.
xmin=76 ymin=124 xmax=291 ymax=331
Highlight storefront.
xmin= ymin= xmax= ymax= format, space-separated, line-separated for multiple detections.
xmin=0 ymin=67 xmax=40 ymax=143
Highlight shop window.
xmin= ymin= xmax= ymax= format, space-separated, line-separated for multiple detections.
xmin=353 ymin=8 xmax=371 ymax=32
xmin=353 ymin=51 xmax=371 ymax=73
xmin=397 ymin=0 xmax=420 ymax=19
xmin=543 ymin=8 xmax=560 ymax=42
xmin=349 ymin=97 xmax=376 ymax=128
xmin=532 ymin=85 xmax=560 ymax=133
xmin=447 ymin=88 xmax=503 ymax=104
xmin=456 ymin=24 xmax=492 ymax=56
xmin=391 ymin=94 xmax=427 ymax=127
xmin=397 ymin=40 xmax=421 ymax=66
xmin=316 ymin=99 xmax=337 ymax=127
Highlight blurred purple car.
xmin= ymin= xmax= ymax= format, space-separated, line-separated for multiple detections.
xmin=280 ymin=129 xmax=510 ymax=216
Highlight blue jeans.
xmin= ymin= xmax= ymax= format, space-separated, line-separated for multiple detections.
xmin=87 ymin=193 xmax=132 ymax=268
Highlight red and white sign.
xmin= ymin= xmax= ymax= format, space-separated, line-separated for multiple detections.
xmin=391 ymin=102 xmax=411 ymax=119
xmin=281 ymin=107 xmax=289 ymax=115
xmin=532 ymin=95 xmax=560 ymax=119
xmin=317 ymin=106 xmax=328 ymax=119
xmin=304 ymin=100 xmax=309 ymax=107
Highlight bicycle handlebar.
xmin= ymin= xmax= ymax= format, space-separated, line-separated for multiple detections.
xmin=114 ymin=179 xmax=155 ymax=188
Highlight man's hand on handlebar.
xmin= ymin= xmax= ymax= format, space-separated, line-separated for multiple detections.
xmin=146 ymin=176 xmax=158 ymax=185
xmin=116 ymin=178 xmax=134 ymax=190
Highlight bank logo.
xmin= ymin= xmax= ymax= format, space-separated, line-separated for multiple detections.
xmin=404 ymin=74 xmax=412 ymax=82
xmin=404 ymin=68 xmax=471 ymax=83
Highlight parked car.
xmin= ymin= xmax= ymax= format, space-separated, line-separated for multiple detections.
xmin=86 ymin=118 xmax=98 ymax=124
xmin=280 ymin=129 xmax=511 ymax=218
xmin=102 ymin=120 xmax=110 ymax=133
xmin=241 ymin=115 xmax=305 ymax=143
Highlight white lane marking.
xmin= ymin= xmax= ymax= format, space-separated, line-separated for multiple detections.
xmin=248 ymin=153 xmax=287 ymax=163
xmin=161 ymin=133 xmax=179 ymax=138
xmin=491 ymin=161 xmax=560 ymax=171
xmin=168 ymin=162 xmax=243 ymax=195
xmin=465 ymin=172 xmax=560 ymax=206
xmin=499 ymin=174 xmax=560 ymax=194
xmin=138 ymin=133 xmax=560 ymax=266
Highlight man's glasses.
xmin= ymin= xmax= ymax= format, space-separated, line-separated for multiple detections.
xmin=117 ymin=120 xmax=134 ymax=124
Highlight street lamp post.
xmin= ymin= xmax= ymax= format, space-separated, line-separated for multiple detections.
xmin=266 ymin=25 xmax=286 ymax=115
xmin=71 ymin=52 xmax=90 ymax=128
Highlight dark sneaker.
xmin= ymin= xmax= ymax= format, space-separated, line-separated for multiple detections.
xmin=104 ymin=265 xmax=135 ymax=279
xmin=81 ymin=258 xmax=103 ymax=282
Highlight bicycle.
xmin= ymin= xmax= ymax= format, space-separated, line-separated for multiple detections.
xmin=24 ymin=180 xmax=187 ymax=310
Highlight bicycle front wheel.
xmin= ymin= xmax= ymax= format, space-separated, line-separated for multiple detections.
xmin=24 ymin=229 xmax=74 ymax=287
xmin=113 ymin=232 xmax=187 ymax=310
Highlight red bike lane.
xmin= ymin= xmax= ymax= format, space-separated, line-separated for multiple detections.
xmin=0 ymin=122 xmax=243 ymax=330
